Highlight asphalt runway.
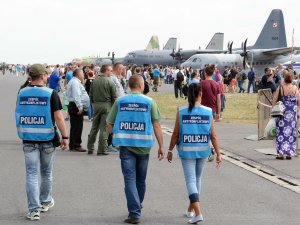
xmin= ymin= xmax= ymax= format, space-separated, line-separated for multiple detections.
xmin=0 ymin=74 xmax=299 ymax=225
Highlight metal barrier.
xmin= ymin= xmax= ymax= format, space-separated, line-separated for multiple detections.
xmin=257 ymin=89 xmax=273 ymax=140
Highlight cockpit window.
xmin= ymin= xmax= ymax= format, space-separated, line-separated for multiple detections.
xmin=127 ymin=53 xmax=136 ymax=58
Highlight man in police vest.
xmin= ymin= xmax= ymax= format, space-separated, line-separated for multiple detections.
xmin=15 ymin=64 xmax=68 ymax=221
xmin=107 ymin=75 xmax=164 ymax=224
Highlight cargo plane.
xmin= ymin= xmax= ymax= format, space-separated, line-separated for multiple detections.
xmin=122 ymin=33 xmax=224 ymax=66
xmin=182 ymin=9 xmax=300 ymax=76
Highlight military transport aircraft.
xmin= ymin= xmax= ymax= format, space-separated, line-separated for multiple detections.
xmin=122 ymin=33 xmax=224 ymax=66
xmin=72 ymin=35 xmax=168 ymax=66
xmin=181 ymin=9 xmax=300 ymax=76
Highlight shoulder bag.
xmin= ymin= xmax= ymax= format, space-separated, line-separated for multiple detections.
xmin=271 ymin=85 xmax=284 ymax=117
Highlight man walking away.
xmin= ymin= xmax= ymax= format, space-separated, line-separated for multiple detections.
xmin=247 ymin=67 xmax=256 ymax=93
xmin=173 ymin=66 xmax=184 ymax=98
xmin=201 ymin=65 xmax=221 ymax=161
xmin=107 ymin=75 xmax=164 ymax=224
xmin=87 ymin=65 xmax=117 ymax=155
xmin=237 ymin=67 xmax=246 ymax=93
xmin=15 ymin=64 xmax=68 ymax=221
xmin=152 ymin=64 xmax=160 ymax=92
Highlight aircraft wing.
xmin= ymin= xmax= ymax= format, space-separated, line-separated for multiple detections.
xmin=262 ymin=47 xmax=300 ymax=55
xmin=196 ymin=50 xmax=225 ymax=54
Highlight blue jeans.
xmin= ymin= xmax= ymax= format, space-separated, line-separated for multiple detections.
xmin=119 ymin=147 xmax=149 ymax=219
xmin=181 ymin=158 xmax=206 ymax=203
xmin=87 ymin=100 xmax=93 ymax=120
xmin=247 ymin=80 xmax=255 ymax=93
xmin=23 ymin=142 xmax=56 ymax=212
xmin=238 ymin=80 xmax=245 ymax=93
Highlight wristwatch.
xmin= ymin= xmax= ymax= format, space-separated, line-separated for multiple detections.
xmin=62 ymin=136 xmax=69 ymax=139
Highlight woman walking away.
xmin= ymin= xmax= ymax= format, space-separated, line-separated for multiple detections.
xmin=272 ymin=70 xmax=300 ymax=160
xmin=167 ymin=83 xmax=222 ymax=224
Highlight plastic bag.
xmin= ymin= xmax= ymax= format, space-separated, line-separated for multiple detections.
xmin=264 ymin=118 xmax=277 ymax=138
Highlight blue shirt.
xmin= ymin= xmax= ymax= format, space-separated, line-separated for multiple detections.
xmin=49 ymin=73 xmax=60 ymax=91
xmin=66 ymin=71 xmax=73 ymax=84
xmin=153 ymin=68 xmax=160 ymax=77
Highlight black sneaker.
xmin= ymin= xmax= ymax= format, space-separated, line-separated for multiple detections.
xmin=124 ymin=216 xmax=140 ymax=224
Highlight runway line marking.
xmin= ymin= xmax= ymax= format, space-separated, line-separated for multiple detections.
xmin=161 ymin=125 xmax=300 ymax=194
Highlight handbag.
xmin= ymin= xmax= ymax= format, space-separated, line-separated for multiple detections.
xmin=271 ymin=86 xmax=284 ymax=117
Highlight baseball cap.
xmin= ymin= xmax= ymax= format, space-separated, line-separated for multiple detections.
xmin=29 ymin=64 xmax=48 ymax=78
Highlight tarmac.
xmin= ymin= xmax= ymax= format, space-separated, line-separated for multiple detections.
xmin=0 ymin=74 xmax=299 ymax=225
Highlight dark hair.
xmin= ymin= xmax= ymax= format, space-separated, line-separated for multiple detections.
xmin=188 ymin=83 xmax=202 ymax=112
xmin=264 ymin=67 xmax=270 ymax=73
xmin=135 ymin=67 xmax=141 ymax=74
xmin=205 ymin=65 xmax=214 ymax=76
xmin=100 ymin=64 xmax=111 ymax=73
xmin=191 ymin=71 xmax=197 ymax=79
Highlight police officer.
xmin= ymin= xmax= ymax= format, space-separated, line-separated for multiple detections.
xmin=106 ymin=75 xmax=164 ymax=224
xmin=15 ymin=64 xmax=68 ymax=221
xmin=167 ymin=83 xmax=222 ymax=224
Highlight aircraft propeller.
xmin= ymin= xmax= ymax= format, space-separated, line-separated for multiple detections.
xmin=240 ymin=38 xmax=249 ymax=69
xmin=170 ymin=49 xmax=176 ymax=59
xmin=112 ymin=52 xmax=115 ymax=65
xmin=225 ymin=41 xmax=233 ymax=54
xmin=170 ymin=48 xmax=183 ymax=61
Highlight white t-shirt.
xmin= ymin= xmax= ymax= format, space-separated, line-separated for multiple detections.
xmin=126 ymin=70 xmax=132 ymax=81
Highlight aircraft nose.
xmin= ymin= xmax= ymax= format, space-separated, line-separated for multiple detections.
xmin=181 ymin=61 xmax=189 ymax=68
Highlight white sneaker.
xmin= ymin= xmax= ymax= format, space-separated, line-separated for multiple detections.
xmin=26 ymin=210 xmax=40 ymax=221
xmin=188 ymin=214 xmax=203 ymax=224
xmin=41 ymin=198 xmax=55 ymax=212
xmin=185 ymin=210 xmax=195 ymax=218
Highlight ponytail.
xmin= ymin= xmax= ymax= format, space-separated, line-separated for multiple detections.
xmin=188 ymin=83 xmax=201 ymax=112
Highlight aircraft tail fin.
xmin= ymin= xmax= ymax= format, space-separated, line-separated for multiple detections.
xmin=205 ymin=33 xmax=224 ymax=50
xmin=146 ymin=35 xmax=160 ymax=50
xmin=253 ymin=9 xmax=287 ymax=49
xmin=163 ymin=38 xmax=177 ymax=50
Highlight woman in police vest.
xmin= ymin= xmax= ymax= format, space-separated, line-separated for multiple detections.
xmin=167 ymin=83 xmax=222 ymax=224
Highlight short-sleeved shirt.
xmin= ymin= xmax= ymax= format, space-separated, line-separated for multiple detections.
xmin=65 ymin=71 xmax=73 ymax=84
xmin=201 ymin=79 xmax=220 ymax=113
xmin=106 ymin=92 xmax=160 ymax=154
xmin=153 ymin=68 xmax=160 ymax=77
xmin=261 ymin=74 xmax=276 ymax=93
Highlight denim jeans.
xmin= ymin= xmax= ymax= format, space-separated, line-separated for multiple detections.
xmin=119 ymin=147 xmax=149 ymax=219
xmin=23 ymin=142 xmax=56 ymax=212
xmin=87 ymin=100 xmax=93 ymax=120
xmin=238 ymin=80 xmax=245 ymax=93
xmin=247 ymin=80 xmax=255 ymax=93
xmin=181 ymin=158 xmax=206 ymax=203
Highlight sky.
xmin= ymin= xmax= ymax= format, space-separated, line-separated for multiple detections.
xmin=0 ymin=0 xmax=299 ymax=64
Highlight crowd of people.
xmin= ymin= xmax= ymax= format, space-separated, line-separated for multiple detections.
xmin=15 ymin=62 xmax=223 ymax=224
xmin=13 ymin=59 xmax=299 ymax=224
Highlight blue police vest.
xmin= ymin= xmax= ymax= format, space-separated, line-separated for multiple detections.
xmin=177 ymin=105 xmax=212 ymax=158
xmin=15 ymin=86 xmax=55 ymax=141
xmin=112 ymin=94 xmax=154 ymax=147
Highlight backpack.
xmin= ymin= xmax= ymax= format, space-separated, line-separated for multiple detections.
xmin=242 ymin=73 xmax=247 ymax=80
xmin=182 ymin=83 xmax=189 ymax=96
xmin=176 ymin=70 xmax=184 ymax=84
